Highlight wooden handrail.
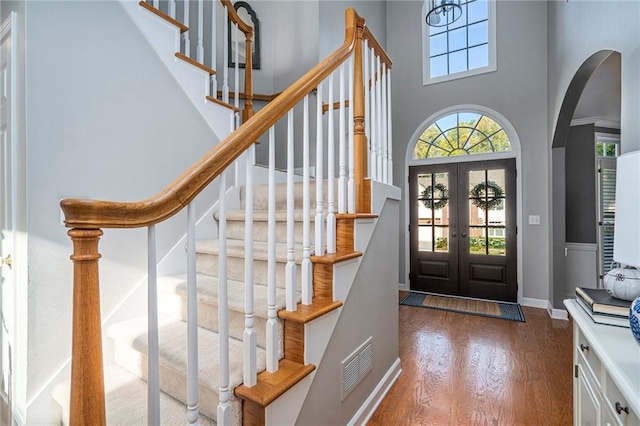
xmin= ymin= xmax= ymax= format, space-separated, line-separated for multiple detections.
xmin=61 ymin=8 xmax=364 ymax=229
xmin=363 ymin=27 xmax=392 ymax=70
xmin=221 ymin=0 xmax=252 ymax=35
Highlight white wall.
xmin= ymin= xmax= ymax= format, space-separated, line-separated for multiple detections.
xmin=25 ymin=1 xmax=221 ymax=422
xmin=387 ymin=1 xmax=550 ymax=300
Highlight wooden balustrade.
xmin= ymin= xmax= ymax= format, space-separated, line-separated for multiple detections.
xmin=62 ymin=7 xmax=391 ymax=423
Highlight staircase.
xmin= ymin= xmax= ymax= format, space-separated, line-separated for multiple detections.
xmin=56 ymin=1 xmax=397 ymax=425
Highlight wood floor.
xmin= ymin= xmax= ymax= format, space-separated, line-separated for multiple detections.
xmin=368 ymin=292 xmax=573 ymax=425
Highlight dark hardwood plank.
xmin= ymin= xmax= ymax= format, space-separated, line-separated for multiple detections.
xmin=368 ymin=291 xmax=573 ymax=425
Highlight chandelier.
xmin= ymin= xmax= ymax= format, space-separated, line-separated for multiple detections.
xmin=426 ymin=0 xmax=462 ymax=27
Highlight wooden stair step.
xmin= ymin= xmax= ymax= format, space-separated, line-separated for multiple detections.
xmin=138 ymin=1 xmax=188 ymax=33
xmin=205 ymin=95 xmax=241 ymax=112
xmin=277 ymin=300 xmax=343 ymax=324
xmin=175 ymin=52 xmax=216 ymax=75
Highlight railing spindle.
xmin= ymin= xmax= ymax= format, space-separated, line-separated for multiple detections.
xmin=387 ymin=68 xmax=393 ymax=185
xmin=369 ymin=47 xmax=377 ymax=182
xmin=381 ymin=63 xmax=388 ymax=184
xmin=326 ymin=74 xmax=336 ymax=254
xmin=168 ymin=0 xmax=176 ymax=19
xmin=302 ymin=95 xmax=312 ymax=305
xmin=197 ymin=0 xmax=204 ymax=63
xmin=266 ymin=126 xmax=279 ymax=372
xmin=285 ymin=110 xmax=297 ymax=311
xmin=210 ymin=0 xmax=217 ymax=96
xmin=338 ymin=63 xmax=346 ymax=215
xmin=376 ymin=55 xmax=383 ymax=181
xmin=217 ymin=173 xmax=232 ymax=425
xmin=147 ymin=226 xmax=160 ymax=425
xmin=152 ymin=0 xmax=159 ymax=10
xmin=347 ymin=55 xmax=355 ymax=214
xmin=222 ymin=5 xmax=229 ymax=103
xmin=183 ymin=0 xmax=190 ymax=57
xmin=315 ymin=82 xmax=325 ymax=256
xmin=244 ymin=144 xmax=257 ymax=387
xmin=186 ymin=202 xmax=200 ymax=425
xmin=234 ymin=24 xmax=240 ymax=114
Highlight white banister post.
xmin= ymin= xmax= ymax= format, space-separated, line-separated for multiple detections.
xmin=376 ymin=55 xmax=383 ymax=181
xmin=210 ymin=0 xmax=217 ymax=97
xmin=315 ymin=82 xmax=325 ymax=256
xmin=285 ymin=110 xmax=297 ymax=312
xmin=243 ymin=144 xmax=257 ymax=387
xmin=347 ymin=55 xmax=355 ymax=214
xmin=152 ymin=0 xmax=159 ymax=10
xmin=302 ymin=95 xmax=312 ymax=305
xmin=217 ymin=172 xmax=232 ymax=425
xmin=147 ymin=225 xmax=160 ymax=426
xmin=381 ymin=62 xmax=388 ymax=184
xmin=266 ymin=127 xmax=279 ymax=372
xmin=369 ymin=48 xmax=377 ymax=183
xmin=338 ymin=63 xmax=347 ymax=215
xmin=197 ymin=0 xmax=204 ymax=63
xmin=387 ymin=68 xmax=393 ymax=185
xmin=183 ymin=0 xmax=191 ymax=57
xmin=222 ymin=5 xmax=229 ymax=103
xmin=234 ymin=24 xmax=240 ymax=117
xmin=326 ymin=74 xmax=336 ymax=254
xmin=169 ymin=0 xmax=176 ymax=19
xmin=186 ymin=202 xmax=200 ymax=425
xmin=364 ymin=41 xmax=372 ymax=180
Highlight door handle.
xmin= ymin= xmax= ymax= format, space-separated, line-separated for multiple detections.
xmin=461 ymin=232 xmax=467 ymax=238
xmin=2 ymin=254 xmax=11 ymax=270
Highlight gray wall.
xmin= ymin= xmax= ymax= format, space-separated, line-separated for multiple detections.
xmin=387 ymin=1 xmax=550 ymax=300
xmin=565 ymin=124 xmax=596 ymax=244
xmin=297 ymin=198 xmax=399 ymax=425
xmin=25 ymin=1 xmax=221 ymax=422
xmin=547 ymin=0 xmax=639 ymax=307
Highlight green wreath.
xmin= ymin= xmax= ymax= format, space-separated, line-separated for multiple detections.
xmin=420 ymin=183 xmax=448 ymax=210
xmin=470 ymin=180 xmax=504 ymax=210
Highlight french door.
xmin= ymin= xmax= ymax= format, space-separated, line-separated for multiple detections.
xmin=409 ymin=159 xmax=517 ymax=302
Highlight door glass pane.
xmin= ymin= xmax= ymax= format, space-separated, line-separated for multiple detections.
xmin=417 ymin=172 xmax=450 ymax=252
xmin=467 ymin=168 xmax=506 ymax=256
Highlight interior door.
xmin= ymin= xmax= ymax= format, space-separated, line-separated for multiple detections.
xmin=0 ymin=20 xmax=15 ymax=425
xmin=410 ymin=159 xmax=517 ymax=302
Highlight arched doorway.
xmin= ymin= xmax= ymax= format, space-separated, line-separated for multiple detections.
xmin=404 ymin=106 xmax=522 ymax=302
xmin=551 ymin=50 xmax=621 ymax=309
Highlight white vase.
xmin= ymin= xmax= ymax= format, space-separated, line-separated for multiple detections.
xmin=631 ymin=297 xmax=640 ymax=347
xmin=604 ymin=268 xmax=640 ymax=301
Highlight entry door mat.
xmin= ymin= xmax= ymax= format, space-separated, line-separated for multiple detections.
xmin=400 ymin=292 xmax=525 ymax=323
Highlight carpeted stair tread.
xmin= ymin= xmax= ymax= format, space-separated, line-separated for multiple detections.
xmin=241 ymin=180 xmax=338 ymax=210
xmin=219 ymin=209 xmax=317 ymax=222
xmin=196 ymin=239 xmax=312 ymax=262
xmin=159 ymin=274 xmax=292 ymax=317
xmin=51 ymin=364 xmax=215 ymax=426
xmin=107 ymin=316 xmax=266 ymax=392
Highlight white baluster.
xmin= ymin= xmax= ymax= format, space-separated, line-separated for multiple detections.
xmin=147 ymin=225 xmax=160 ymax=425
xmin=347 ymin=56 xmax=355 ymax=214
xmin=234 ymin=24 xmax=240 ymax=114
xmin=364 ymin=41 xmax=372 ymax=179
xmin=266 ymin=127 xmax=279 ymax=372
xmin=244 ymin=145 xmax=257 ymax=386
xmin=376 ymin=55 xmax=383 ymax=181
xmin=210 ymin=0 xmax=217 ymax=96
xmin=222 ymin=5 xmax=229 ymax=103
xmin=315 ymin=82 xmax=325 ymax=256
xmin=381 ymin=62 xmax=388 ymax=184
xmin=186 ymin=202 xmax=200 ymax=425
xmin=169 ymin=0 xmax=176 ymax=19
xmin=302 ymin=95 xmax=312 ymax=305
xmin=217 ymin=173 xmax=232 ymax=425
xmin=183 ymin=0 xmax=191 ymax=57
xmin=152 ymin=0 xmax=159 ymax=10
xmin=338 ymin=64 xmax=347 ymax=215
xmin=369 ymin=48 xmax=377 ymax=183
xmin=286 ymin=110 xmax=297 ymax=312
xmin=197 ymin=0 xmax=204 ymax=63
xmin=326 ymin=74 xmax=336 ymax=254
xmin=387 ymin=69 xmax=393 ymax=185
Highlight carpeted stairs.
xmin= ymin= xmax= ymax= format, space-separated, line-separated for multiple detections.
xmin=53 ymin=180 xmax=329 ymax=424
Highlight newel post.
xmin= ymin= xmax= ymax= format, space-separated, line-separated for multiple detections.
xmin=68 ymin=228 xmax=106 ymax=426
xmin=353 ymin=19 xmax=370 ymax=214
xmin=242 ymin=30 xmax=255 ymax=123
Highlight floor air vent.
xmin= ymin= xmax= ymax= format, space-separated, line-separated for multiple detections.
xmin=340 ymin=336 xmax=373 ymax=401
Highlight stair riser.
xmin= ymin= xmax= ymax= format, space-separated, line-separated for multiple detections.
xmin=113 ymin=342 xmax=242 ymax=425
xmin=196 ymin=252 xmax=302 ymax=287
xmin=225 ymin=218 xmax=317 ymax=244
xmin=158 ymin=293 xmax=284 ymax=354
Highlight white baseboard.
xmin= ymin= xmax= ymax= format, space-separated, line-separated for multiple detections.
xmin=398 ymin=282 xmax=407 ymax=291
xmin=348 ymin=358 xmax=402 ymax=426
xmin=521 ymin=297 xmax=568 ymax=320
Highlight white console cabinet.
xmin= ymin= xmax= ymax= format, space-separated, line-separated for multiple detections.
xmin=565 ymin=300 xmax=640 ymax=426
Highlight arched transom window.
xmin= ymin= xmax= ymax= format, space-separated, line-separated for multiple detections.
xmin=413 ymin=111 xmax=512 ymax=159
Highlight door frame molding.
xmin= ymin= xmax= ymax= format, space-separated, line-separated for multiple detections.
xmin=403 ymin=104 xmax=524 ymax=303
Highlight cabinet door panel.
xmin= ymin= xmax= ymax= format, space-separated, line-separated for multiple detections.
xmin=577 ymin=363 xmax=600 ymax=426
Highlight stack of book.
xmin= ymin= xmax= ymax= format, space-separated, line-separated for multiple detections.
xmin=575 ymin=287 xmax=632 ymax=328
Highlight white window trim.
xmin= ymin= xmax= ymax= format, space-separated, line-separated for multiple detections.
xmin=421 ymin=0 xmax=497 ymax=86
xmin=595 ymin=132 xmax=620 ymax=159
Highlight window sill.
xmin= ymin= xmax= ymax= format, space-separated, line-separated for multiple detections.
xmin=423 ymin=64 xmax=497 ymax=86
